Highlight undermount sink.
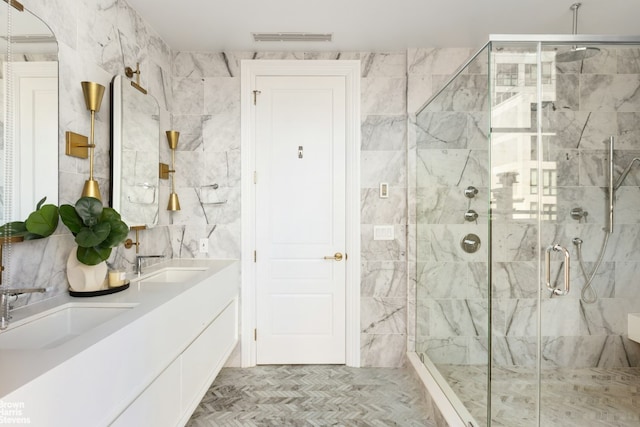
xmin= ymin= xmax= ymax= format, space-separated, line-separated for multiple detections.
xmin=0 ymin=303 xmax=136 ymax=350
xmin=138 ymin=268 xmax=208 ymax=284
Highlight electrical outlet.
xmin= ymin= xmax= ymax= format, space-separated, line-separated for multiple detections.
xmin=199 ymin=238 xmax=209 ymax=253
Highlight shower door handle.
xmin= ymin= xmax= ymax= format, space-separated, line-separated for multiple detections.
xmin=545 ymin=244 xmax=570 ymax=296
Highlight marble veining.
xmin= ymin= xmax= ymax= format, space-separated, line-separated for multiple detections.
xmin=361 ymin=115 xmax=407 ymax=151
xmin=361 ymin=261 xmax=407 ymax=298
xmin=361 ymin=77 xmax=407 ymax=116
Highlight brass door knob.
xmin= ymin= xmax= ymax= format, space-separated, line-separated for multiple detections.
xmin=323 ymin=252 xmax=343 ymax=261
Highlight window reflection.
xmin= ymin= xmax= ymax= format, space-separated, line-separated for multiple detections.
xmin=491 ymin=50 xmax=557 ymax=221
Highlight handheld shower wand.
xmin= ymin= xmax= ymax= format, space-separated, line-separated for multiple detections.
xmin=608 ymin=136 xmax=614 ymax=233
xmin=572 ymin=137 xmax=616 ymax=304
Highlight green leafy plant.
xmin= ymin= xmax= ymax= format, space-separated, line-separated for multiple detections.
xmin=59 ymin=197 xmax=129 ymax=266
xmin=0 ymin=197 xmax=59 ymax=240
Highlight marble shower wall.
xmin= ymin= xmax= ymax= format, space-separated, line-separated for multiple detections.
xmin=412 ymin=44 xmax=640 ymax=369
xmin=407 ymin=47 xmax=480 ymax=355
xmin=171 ymin=51 xmax=408 ymax=367
xmin=532 ymin=46 xmax=640 ymax=368
xmin=410 ymin=47 xmax=491 ymax=366
xmin=6 ymin=0 xmax=174 ymax=305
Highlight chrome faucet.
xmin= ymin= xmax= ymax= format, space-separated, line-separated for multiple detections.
xmin=135 ymin=255 xmax=165 ymax=275
xmin=1 ymin=287 xmax=46 ymax=330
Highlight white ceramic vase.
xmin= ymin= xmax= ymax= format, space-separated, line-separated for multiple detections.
xmin=66 ymin=247 xmax=108 ymax=292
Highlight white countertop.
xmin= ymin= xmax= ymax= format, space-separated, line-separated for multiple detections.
xmin=0 ymin=258 xmax=238 ymax=398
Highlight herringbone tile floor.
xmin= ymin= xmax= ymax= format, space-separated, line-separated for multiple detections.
xmin=186 ymin=365 xmax=435 ymax=427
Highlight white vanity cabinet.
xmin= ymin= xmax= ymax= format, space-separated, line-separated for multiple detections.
xmin=180 ymin=299 xmax=237 ymax=419
xmin=0 ymin=259 xmax=239 ymax=427
xmin=112 ymin=299 xmax=238 ymax=427
xmin=110 ymin=357 xmax=182 ymax=427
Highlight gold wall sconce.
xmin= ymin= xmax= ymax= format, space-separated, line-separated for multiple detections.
xmin=65 ymin=81 xmax=105 ymax=201
xmin=166 ymin=130 xmax=181 ymax=211
xmin=124 ymin=225 xmax=146 ymax=254
xmin=124 ymin=63 xmax=147 ymax=94
xmin=81 ymin=81 xmax=105 ymax=201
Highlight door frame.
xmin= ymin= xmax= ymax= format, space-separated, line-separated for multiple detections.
xmin=240 ymin=60 xmax=361 ymax=368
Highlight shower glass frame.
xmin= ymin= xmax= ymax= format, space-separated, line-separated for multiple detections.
xmin=414 ymin=34 xmax=640 ymax=427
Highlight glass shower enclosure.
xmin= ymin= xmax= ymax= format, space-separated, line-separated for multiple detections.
xmin=414 ymin=35 xmax=640 ymax=426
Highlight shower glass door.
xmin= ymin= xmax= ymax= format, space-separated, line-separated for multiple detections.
xmin=414 ymin=45 xmax=492 ymax=426
xmin=536 ymin=41 xmax=640 ymax=427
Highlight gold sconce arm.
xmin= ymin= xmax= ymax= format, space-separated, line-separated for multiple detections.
xmin=125 ymin=63 xmax=147 ymax=94
xmin=124 ymin=225 xmax=146 ymax=254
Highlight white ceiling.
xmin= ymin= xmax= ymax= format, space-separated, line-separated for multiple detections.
xmin=126 ymin=0 xmax=640 ymax=52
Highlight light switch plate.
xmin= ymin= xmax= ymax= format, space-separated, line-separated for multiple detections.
xmin=373 ymin=225 xmax=394 ymax=241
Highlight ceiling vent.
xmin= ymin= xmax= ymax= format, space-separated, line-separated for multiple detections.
xmin=252 ymin=32 xmax=332 ymax=42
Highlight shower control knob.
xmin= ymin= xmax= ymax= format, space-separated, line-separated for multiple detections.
xmin=460 ymin=233 xmax=481 ymax=254
xmin=464 ymin=186 xmax=478 ymax=198
xmin=464 ymin=210 xmax=479 ymax=222
xmin=570 ymin=207 xmax=588 ymax=221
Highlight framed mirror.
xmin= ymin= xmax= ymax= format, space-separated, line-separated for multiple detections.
xmin=110 ymin=75 xmax=160 ymax=227
xmin=0 ymin=3 xmax=58 ymax=223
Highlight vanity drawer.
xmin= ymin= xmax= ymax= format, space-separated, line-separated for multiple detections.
xmin=180 ymin=298 xmax=238 ymax=415
xmin=110 ymin=358 xmax=181 ymax=427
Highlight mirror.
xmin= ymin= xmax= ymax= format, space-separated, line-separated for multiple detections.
xmin=0 ymin=4 xmax=58 ymax=223
xmin=110 ymin=75 xmax=160 ymax=227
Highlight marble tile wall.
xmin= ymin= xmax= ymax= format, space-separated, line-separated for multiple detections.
xmin=412 ymin=44 xmax=640 ymax=370
xmin=407 ymin=47 xmax=481 ymax=357
xmin=533 ymin=46 xmax=640 ymax=368
xmin=171 ymin=51 xmax=408 ymax=367
xmin=6 ymin=0 xmax=175 ymax=304
xmin=411 ymin=46 xmax=491 ymax=367
xmin=5 ymin=0 xmax=411 ymax=368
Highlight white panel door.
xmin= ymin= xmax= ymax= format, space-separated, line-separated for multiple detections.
xmin=255 ymin=75 xmax=346 ymax=364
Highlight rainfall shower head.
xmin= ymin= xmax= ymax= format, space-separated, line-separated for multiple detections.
xmin=555 ymin=3 xmax=600 ymax=63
